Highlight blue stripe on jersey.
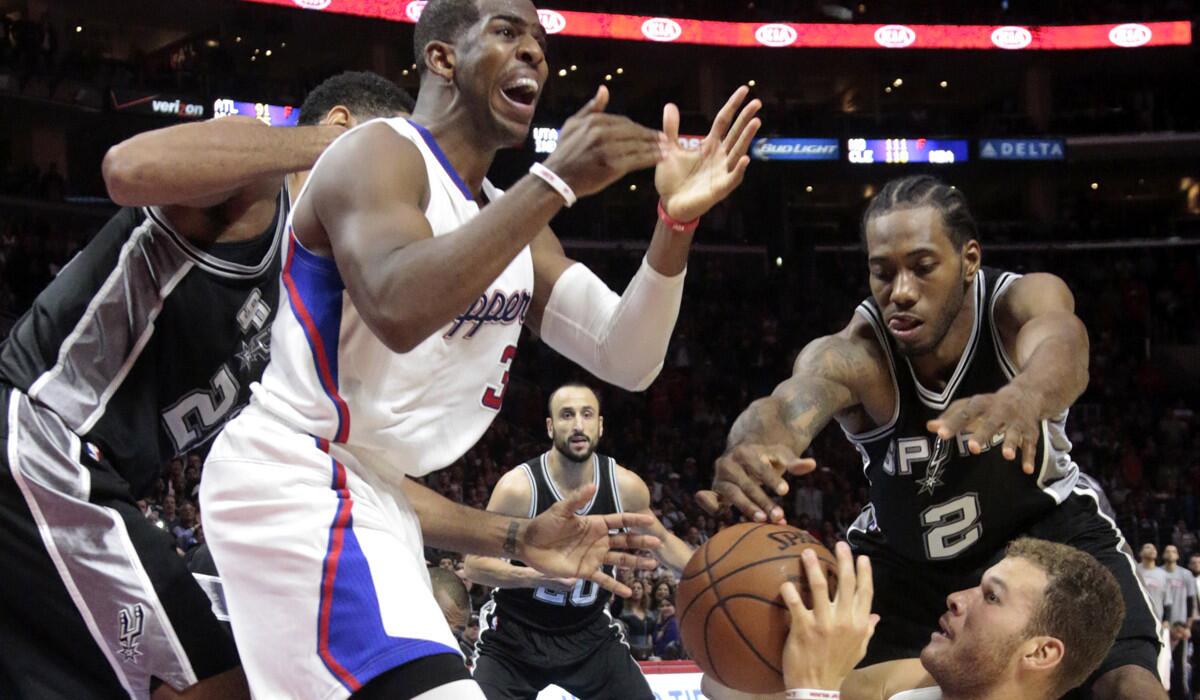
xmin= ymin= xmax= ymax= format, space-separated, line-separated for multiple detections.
xmin=406 ymin=119 xmax=475 ymax=201
xmin=281 ymin=234 xmax=351 ymax=443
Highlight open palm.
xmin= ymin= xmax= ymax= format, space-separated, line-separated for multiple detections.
xmin=521 ymin=483 xmax=662 ymax=598
xmin=656 ymin=85 xmax=761 ymax=223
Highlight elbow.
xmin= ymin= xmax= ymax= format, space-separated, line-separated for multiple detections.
xmin=373 ymin=309 xmax=429 ymax=355
xmin=101 ymin=143 xmax=145 ymax=206
xmin=603 ymin=360 xmax=663 ymax=393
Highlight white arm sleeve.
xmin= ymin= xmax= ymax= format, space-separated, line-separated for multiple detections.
xmin=539 ymin=257 xmax=686 ymax=391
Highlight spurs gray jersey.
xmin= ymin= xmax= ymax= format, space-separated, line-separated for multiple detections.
xmin=0 ymin=194 xmax=286 ymax=498
xmin=847 ymin=268 xmax=1080 ymax=564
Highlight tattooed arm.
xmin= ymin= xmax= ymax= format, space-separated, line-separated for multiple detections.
xmin=697 ymin=319 xmax=888 ymax=523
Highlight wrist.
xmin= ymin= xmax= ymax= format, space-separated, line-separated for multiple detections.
xmin=503 ymin=518 xmax=526 ymax=560
xmin=657 ymin=199 xmax=699 ymax=234
xmin=784 ymin=690 xmax=840 ymax=700
xmin=785 ymin=675 xmax=844 ymax=693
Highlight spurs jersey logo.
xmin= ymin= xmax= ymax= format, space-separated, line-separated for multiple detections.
xmin=444 ymin=289 xmax=532 ymax=339
xmin=884 ymin=430 xmax=1009 ymax=495
xmin=235 ymin=287 xmax=271 ymax=333
xmin=235 ymin=327 xmax=272 ymax=372
xmin=117 ymin=604 xmax=145 ymax=663
xmin=916 ymin=437 xmax=952 ymax=495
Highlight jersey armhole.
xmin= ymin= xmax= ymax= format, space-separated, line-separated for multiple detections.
xmin=843 ymin=302 xmax=901 ymax=443
xmin=520 ymin=463 xmax=538 ymax=519
xmin=987 ymin=272 xmax=1022 ymax=379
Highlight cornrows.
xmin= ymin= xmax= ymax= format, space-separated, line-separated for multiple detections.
xmin=861 ymin=174 xmax=979 ymax=250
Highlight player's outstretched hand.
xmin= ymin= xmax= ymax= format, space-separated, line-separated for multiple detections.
xmin=926 ymin=385 xmax=1041 ymax=475
xmin=520 ymin=483 xmax=662 ymax=598
xmin=696 ymin=444 xmax=815 ymax=524
xmin=656 ymin=85 xmax=761 ymax=223
xmin=543 ymin=86 xmax=667 ymax=199
xmin=780 ymin=542 xmax=879 ymax=692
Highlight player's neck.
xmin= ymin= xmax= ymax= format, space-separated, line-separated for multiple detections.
xmin=409 ymin=100 xmax=500 ymax=199
xmin=1141 ymin=560 xmax=1158 ymax=569
xmin=909 ymin=277 xmax=978 ymax=387
xmin=546 ymin=449 xmax=595 ymax=493
xmin=1165 ymin=562 xmax=1178 ymax=571
xmin=943 ymin=677 xmax=1043 ymax=700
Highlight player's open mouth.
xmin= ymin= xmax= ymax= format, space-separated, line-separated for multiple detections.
xmin=569 ymin=435 xmax=589 ymax=447
xmin=498 ymin=77 xmax=539 ymax=119
xmin=933 ymin=616 xmax=953 ymax=641
xmin=887 ymin=315 xmax=924 ymax=341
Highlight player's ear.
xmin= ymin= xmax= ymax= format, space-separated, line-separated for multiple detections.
xmin=1021 ymin=635 xmax=1065 ymax=674
xmin=960 ymin=239 xmax=981 ymax=281
xmin=322 ymin=105 xmax=352 ymax=128
xmin=598 ymin=415 xmax=604 ymax=440
xmin=425 ymin=41 xmax=457 ymax=82
xmin=546 ymin=417 xmax=553 ymax=440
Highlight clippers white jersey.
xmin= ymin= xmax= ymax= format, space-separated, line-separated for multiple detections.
xmin=253 ymin=117 xmax=533 ymax=480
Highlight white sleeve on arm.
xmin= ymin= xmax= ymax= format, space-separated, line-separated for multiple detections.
xmin=539 ymin=257 xmax=685 ymax=391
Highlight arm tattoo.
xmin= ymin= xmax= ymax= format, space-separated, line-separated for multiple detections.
xmin=503 ymin=520 xmax=520 ymax=558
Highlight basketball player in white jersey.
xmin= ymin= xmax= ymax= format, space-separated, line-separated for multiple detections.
xmin=703 ymin=539 xmax=1124 ymax=700
xmin=198 ymin=0 xmax=762 ymax=697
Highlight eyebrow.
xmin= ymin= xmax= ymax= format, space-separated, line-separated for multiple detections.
xmin=983 ymin=576 xmax=1008 ymax=594
xmin=868 ymin=246 xmax=940 ymax=266
xmin=490 ymin=14 xmax=549 ymax=44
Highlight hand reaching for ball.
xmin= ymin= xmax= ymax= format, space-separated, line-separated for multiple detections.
xmin=780 ymin=542 xmax=879 ymax=692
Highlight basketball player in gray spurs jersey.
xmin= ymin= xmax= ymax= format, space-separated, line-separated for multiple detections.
xmin=0 ymin=73 xmax=413 ymax=700
xmin=466 ymin=383 xmax=695 ymax=699
xmin=701 ymin=175 xmax=1163 ymax=699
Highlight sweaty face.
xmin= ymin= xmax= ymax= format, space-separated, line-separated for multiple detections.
xmin=921 ymin=557 xmax=1047 ymax=696
xmin=547 ymin=387 xmax=602 ymax=464
xmin=454 ymin=0 xmax=548 ymax=145
xmin=865 ymin=206 xmax=973 ymax=356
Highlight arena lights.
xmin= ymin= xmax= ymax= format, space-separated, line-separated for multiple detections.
xmin=241 ymin=1 xmax=1191 ymax=51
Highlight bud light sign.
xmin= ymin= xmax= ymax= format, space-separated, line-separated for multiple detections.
xmin=750 ymin=138 xmax=839 ymax=161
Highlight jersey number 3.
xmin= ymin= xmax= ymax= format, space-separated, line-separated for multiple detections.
xmin=481 ymin=345 xmax=517 ymax=411
xmin=921 ymin=493 xmax=982 ymax=560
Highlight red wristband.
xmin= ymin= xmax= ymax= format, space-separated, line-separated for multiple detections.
xmin=657 ymin=199 xmax=700 ymax=234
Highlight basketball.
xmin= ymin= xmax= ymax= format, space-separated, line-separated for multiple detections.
xmin=675 ymin=523 xmax=839 ymax=694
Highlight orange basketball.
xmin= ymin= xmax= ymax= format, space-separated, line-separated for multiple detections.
xmin=675 ymin=523 xmax=838 ymax=694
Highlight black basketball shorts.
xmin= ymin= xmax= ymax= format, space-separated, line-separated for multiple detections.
xmin=471 ymin=602 xmax=654 ymax=700
xmin=0 ymin=385 xmax=239 ymax=699
xmin=849 ymin=487 xmax=1161 ymax=685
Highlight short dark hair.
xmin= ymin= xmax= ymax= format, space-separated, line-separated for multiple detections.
xmin=861 ymin=174 xmax=978 ymax=250
xmin=427 ymin=566 xmax=470 ymax=612
xmin=547 ymin=382 xmax=600 ymax=416
xmin=297 ymin=71 xmax=415 ymax=126
xmin=1005 ymin=538 xmax=1124 ymax=697
xmin=413 ymin=0 xmax=481 ymax=73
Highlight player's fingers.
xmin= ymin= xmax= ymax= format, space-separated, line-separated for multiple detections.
xmin=779 ymin=580 xmax=814 ymax=626
xmin=604 ymin=551 xmax=659 ymax=571
xmin=720 ymin=98 xmax=761 ymax=154
xmin=662 ymin=102 xmax=680 ymax=143
xmin=787 ymin=457 xmax=818 ymax=476
xmin=694 ymin=490 xmax=725 ymax=516
xmin=609 ymin=145 xmax=666 ymax=174
xmin=931 ymin=399 xmax=973 ymax=439
xmin=605 ymin=532 xmax=662 ymax=552
xmin=801 ymin=549 xmax=832 ymax=625
xmin=725 ymin=118 xmax=761 ymax=171
xmin=589 ymin=569 xmax=633 ymax=598
xmin=707 ymin=85 xmax=750 ymax=142
xmin=1001 ymin=425 xmax=1023 ymax=462
xmin=1021 ymin=431 xmax=1038 ymax=475
xmin=834 ymin=541 xmax=855 ymax=608
xmin=605 ymin=511 xmax=658 ymax=532
xmin=854 ymin=554 xmax=875 ymax=620
xmin=713 ymin=480 xmax=771 ymax=523
xmin=577 ymin=85 xmax=608 ymax=115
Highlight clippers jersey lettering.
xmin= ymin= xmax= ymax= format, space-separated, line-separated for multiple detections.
xmin=846 ymin=268 xmax=1079 ymax=564
xmin=491 ymin=453 xmax=623 ymax=632
xmin=253 ymin=117 xmax=534 ymax=480
xmin=0 ymin=195 xmax=286 ymax=497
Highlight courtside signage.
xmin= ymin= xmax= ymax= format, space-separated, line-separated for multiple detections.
xmin=750 ymin=138 xmax=839 ymax=161
xmin=254 ymin=2 xmax=1191 ymax=50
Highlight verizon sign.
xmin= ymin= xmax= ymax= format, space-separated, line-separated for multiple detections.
xmin=874 ymin=24 xmax=916 ymax=48
xmin=755 ymin=23 xmax=797 ymax=47
xmin=641 ymin=17 xmax=682 ymax=42
xmin=991 ymin=26 xmax=1033 ymax=49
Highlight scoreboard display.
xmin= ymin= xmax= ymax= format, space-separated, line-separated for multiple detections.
xmin=847 ymin=138 xmax=969 ymax=164
xmin=213 ymin=98 xmax=300 ymax=126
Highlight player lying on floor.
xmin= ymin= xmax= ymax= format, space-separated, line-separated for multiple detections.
xmin=704 ymin=538 xmax=1124 ymax=700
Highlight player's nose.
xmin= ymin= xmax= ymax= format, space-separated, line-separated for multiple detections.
xmin=891 ymin=270 xmax=918 ymax=307
xmin=517 ymin=35 xmax=544 ymax=68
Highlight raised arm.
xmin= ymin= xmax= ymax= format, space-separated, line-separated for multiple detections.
xmin=927 ymin=272 xmax=1088 ymax=474
xmin=102 ymin=116 xmax=343 ymax=208
xmin=301 ymin=89 xmax=664 ymax=353
xmin=525 ymin=87 xmax=760 ymax=391
xmin=699 ymin=326 xmax=883 ymax=524
xmin=615 ymin=465 xmax=695 ymax=575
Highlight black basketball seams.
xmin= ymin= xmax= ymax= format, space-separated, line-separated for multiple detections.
xmin=707 ymin=561 xmax=785 ymax=679
xmin=679 ymin=552 xmax=836 ymax=623
xmin=679 ymin=523 xmax=769 ymax=582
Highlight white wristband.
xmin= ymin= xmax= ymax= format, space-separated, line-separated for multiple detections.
xmin=784 ymin=691 xmax=840 ymax=700
xmin=529 ymin=162 xmax=576 ymax=207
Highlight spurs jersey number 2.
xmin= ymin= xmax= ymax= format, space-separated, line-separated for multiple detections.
xmin=846 ymin=268 xmax=1079 ymax=563
xmin=253 ymin=117 xmax=534 ymax=480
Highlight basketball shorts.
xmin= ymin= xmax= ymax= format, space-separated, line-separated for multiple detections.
xmin=200 ymin=403 xmax=472 ymax=699
xmin=849 ymin=487 xmax=1161 ymax=686
xmin=0 ymin=384 xmax=239 ymax=699
xmin=472 ymin=603 xmax=653 ymax=700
